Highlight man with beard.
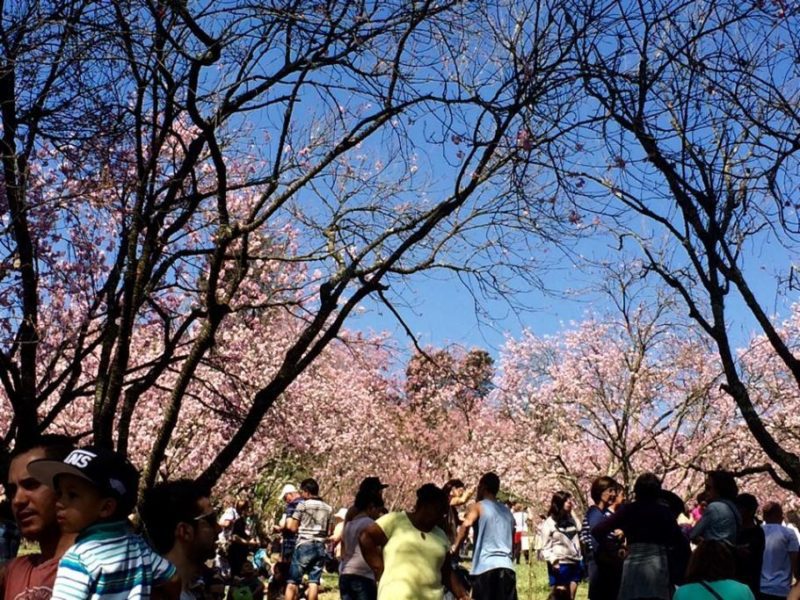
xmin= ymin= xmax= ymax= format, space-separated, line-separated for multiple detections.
xmin=140 ymin=479 xmax=221 ymax=600
xmin=2 ymin=435 xmax=76 ymax=600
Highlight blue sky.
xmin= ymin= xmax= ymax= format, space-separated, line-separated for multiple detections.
xmin=351 ymin=257 xmax=588 ymax=353
xmin=350 ymin=230 xmax=799 ymax=360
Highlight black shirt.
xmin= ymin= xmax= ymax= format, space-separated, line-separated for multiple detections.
xmin=736 ymin=525 xmax=765 ymax=595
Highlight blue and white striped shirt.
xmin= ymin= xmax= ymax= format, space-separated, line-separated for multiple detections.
xmin=51 ymin=520 xmax=176 ymax=600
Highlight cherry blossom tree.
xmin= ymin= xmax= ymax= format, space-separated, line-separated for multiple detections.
xmin=736 ymin=305 xmax=800 ymax=490
xmin=556 ymin=0 xmax=800 ymax=492
xmin=405 ymin=347 xmax=493 ymax=439
xmin=0 ymin=0 xmax=594 ymax=488
xmin=493 ymin=281 xmax=746 ymax=508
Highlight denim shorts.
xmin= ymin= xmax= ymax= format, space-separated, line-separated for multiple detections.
xmin=339 ymin=574 xmax=377 ymax=600
xmin=548 ymin=561 xmax=583 ymax=586
xmin=287 ymin=541 xmax=326 ymax=585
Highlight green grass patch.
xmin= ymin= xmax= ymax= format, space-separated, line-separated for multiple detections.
xmin=318 ymin=560 xmax=589 ymax=599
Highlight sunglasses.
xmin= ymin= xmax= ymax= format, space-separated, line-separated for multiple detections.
xmin=193 ymin=510 xmax=218 ymax=526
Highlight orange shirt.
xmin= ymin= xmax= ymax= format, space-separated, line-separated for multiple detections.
xmin=4 ymin=554 xmax=59 ymax=600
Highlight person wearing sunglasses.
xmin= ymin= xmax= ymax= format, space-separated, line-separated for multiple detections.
xmin=141 ymin=479 xmax=221 ymax=600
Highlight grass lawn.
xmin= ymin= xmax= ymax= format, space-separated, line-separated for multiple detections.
xmin=317 ymin=560 xmax=589 ymax=599
xmin=26 ymin=541 xmax=587 ymax=599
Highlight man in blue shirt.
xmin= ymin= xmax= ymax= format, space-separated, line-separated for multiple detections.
xmin=276 ymin=484 xmax=301 ymax=563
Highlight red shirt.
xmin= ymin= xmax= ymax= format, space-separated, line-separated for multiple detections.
xmin=4 ymin=554 xmax=59 ymax=600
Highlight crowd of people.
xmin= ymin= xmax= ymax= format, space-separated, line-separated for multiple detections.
xmin=0 ymin=436 xmax=517 ymax=600
xmin=542 ymin=472 xmax=800 ymax=600
xmin=2 ymin=434 xmax=800 ymax=600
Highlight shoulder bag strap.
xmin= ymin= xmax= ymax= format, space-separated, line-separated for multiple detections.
xmin=699 ymin=581 xmax=724 ymax=600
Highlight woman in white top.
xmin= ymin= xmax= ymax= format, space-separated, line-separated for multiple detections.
xmin=541 ymin=491 xmax=582 ymax=600
xmin=339 ymin=490 xmax=384 ymax=600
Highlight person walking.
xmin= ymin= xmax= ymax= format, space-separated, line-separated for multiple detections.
xmin=452 ymin=472 xmax=517 ymax=600
xmin=284 ymin=478 xmax=333 ymax=600
xmin=512 ymin=503 xmax=529 ymax=564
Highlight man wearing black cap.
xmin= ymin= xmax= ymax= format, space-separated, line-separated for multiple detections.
xmin=359 ymin=477 xmax=389 ymax=495
xmin=27 ymin=446 xmax=178 ymax=599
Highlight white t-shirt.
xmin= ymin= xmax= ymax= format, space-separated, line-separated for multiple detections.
xmin=761 ymin=523 xmax=800 ymax=596
xmin=513 ymin=511 xmax=528 ymax=533
xmin=220 ymin=507 xmax=239 ymax=523
xmin=340 ymin=515 xmax=375 ymax=580
xmin=218 ymin=507 xmax=239 ymax=544
xmin=787 ymin=522 xmax=800 ymax=544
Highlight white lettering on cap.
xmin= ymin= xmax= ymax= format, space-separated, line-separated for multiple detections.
xmin=64 ymin=449 xmax=97 ymax=469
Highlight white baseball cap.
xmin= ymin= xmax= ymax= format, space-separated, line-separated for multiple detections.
xmin=280 ymin=483 xmax=298 ymax=499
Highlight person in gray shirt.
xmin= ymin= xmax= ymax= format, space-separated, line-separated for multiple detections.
xmin=284 ymin=478 xmax=332 ymax=600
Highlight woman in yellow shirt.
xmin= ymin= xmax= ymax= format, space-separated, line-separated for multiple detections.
xmin=359 ymin=484 xmax=470 ymax=600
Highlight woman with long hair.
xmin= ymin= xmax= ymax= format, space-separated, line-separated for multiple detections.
xmin=441 ymin=478 xmax=470 ymax=546
xmin=541 ymin=491 xmax=582 ymax=600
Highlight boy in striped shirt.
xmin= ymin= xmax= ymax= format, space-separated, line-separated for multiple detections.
xmin=27 ymin=446 xmax=179 ymax=599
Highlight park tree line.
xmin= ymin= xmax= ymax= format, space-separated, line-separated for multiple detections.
xmin=1 ymin=0 xmax=799 ymax=499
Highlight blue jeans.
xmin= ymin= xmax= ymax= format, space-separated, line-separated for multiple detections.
xmin=339 ymin=574 xmax=377 ymax=600
xmin=287 ymin=541 xmax=325 ymax=585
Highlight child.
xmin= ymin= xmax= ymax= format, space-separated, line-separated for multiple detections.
xmin=227 ymin=560 xmax=264 ymax=600
xmin=28 ymin=446 xmax=179 ymax=599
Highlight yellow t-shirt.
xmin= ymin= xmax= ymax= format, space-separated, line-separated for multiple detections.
xmin=376 ymin=511 xmax=448 ymax=600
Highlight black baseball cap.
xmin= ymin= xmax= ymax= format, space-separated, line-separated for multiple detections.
xmin=359 ymin=477 xmax=389 ymax=492
xmin=28 ymin=446 xmax=140 ymax=514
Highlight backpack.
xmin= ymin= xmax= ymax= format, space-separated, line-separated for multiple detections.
xmin=229 ymin=585 xmax=254 ymax=600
